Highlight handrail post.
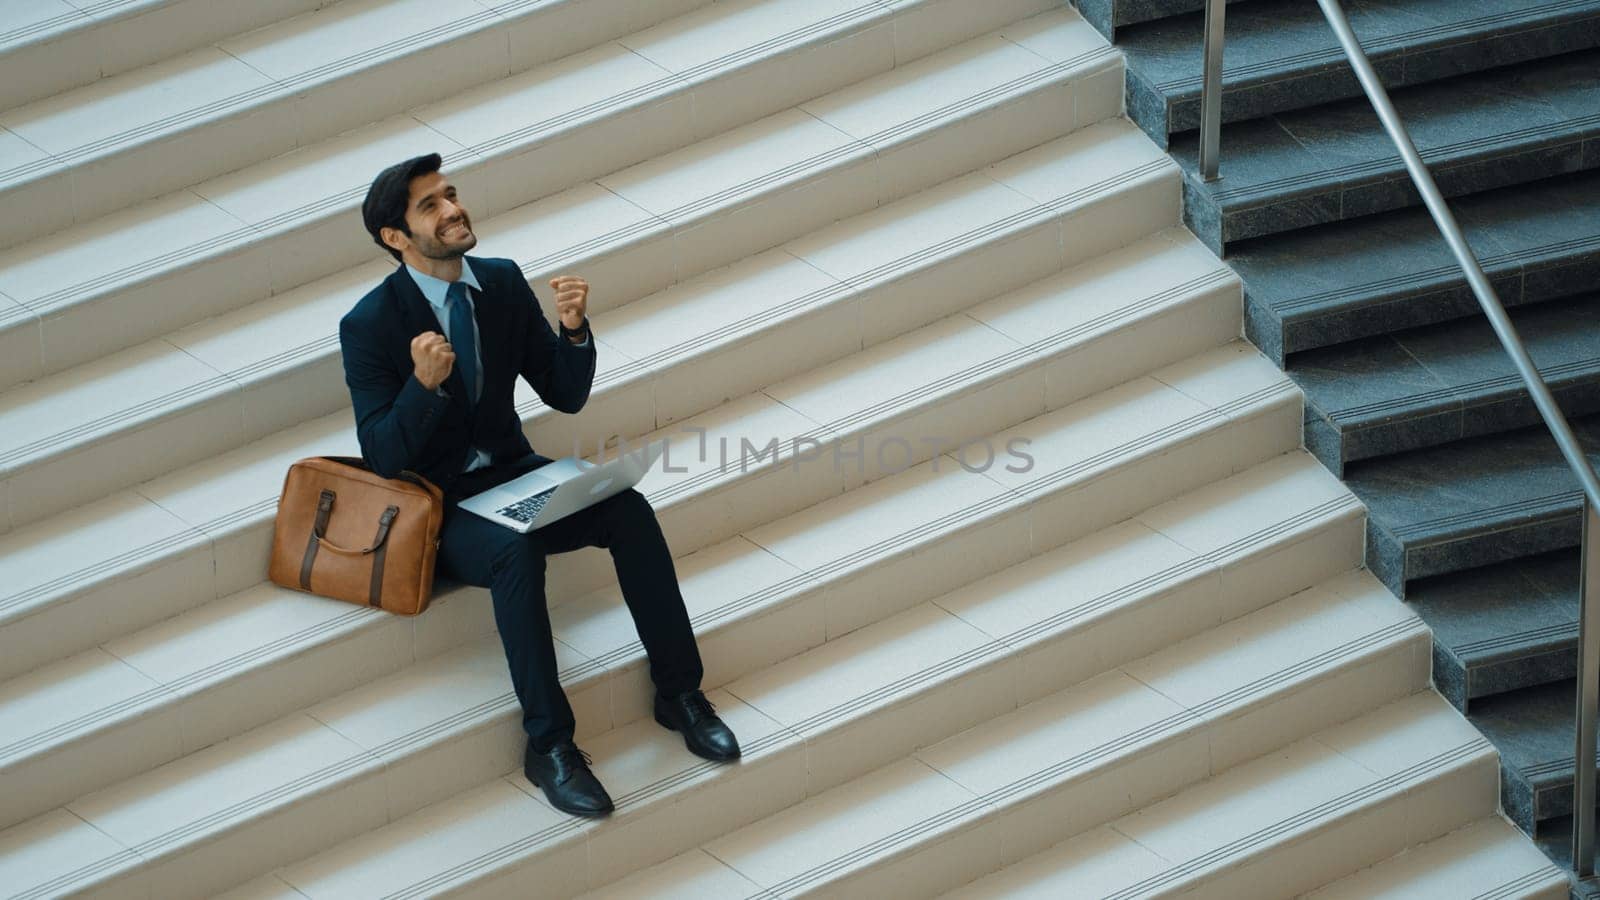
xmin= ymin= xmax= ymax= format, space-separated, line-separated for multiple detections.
xmin=1579 ymin=500 xmax=1599 ymax=875
xmin=1199 ymin=0 xmax=1225 ymax=182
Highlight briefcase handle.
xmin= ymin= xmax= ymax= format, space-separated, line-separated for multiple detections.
xmin=307 ymin=490 xmax=400 ymax=556
xmin=298 ymin=490 xmax=402 ymax=609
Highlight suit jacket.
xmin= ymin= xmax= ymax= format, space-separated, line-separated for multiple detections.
xmin=338 ymin=255 xmax=597 ymax=495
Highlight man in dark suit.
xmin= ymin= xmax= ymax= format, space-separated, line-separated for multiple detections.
xmin=340 ymin=153 xmax=740 ymax=819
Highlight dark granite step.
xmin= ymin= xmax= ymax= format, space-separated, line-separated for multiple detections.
xmin=1471 ymin=678 xmax=1600 ymax=834
xmin=1534 ymin=817 xmax=1600 ymax=895
xmin=1344 ymin=417 xmax=1600 ymax=597
xmin=1234 ymin=169 xmax=1600 ymax=365
xmin=1073 ymin=0 xmax=1253 ymax=39
xmin=1171 ymin=50 xmax=1600 ymax=252
xmin=1118 ymin=0 xmax=1600 ymax=147
xmin=1409 ymin=549 xmax=1580 ymax=711
xmin=1294 ymin=293 xmax=1600 ymax=474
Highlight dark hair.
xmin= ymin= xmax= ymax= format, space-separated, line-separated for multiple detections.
xmin=362 ymin=153 xmax=443 ymax=263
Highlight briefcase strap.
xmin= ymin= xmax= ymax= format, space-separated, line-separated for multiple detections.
xmin=298 ymin=489 xmax=404 ymax=607
xmin=368 ymin=506 xmax=399 ymax=607
xmin=300 ymin=490 xmax=335 ymax=590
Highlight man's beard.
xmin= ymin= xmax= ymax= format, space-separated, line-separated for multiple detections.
xmin=413 ymin=218 xmax=477 ymax=260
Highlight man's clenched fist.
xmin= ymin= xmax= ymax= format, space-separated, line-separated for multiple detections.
xmin=412 ymin=331 xmax=456 ymax=391
xmin=549 ymin=276 xmax=589 ymax=334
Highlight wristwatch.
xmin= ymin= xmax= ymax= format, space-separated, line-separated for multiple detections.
xmin=561 ymin=318 xmax=591 ymax=344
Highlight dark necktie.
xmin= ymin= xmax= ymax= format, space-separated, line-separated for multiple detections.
xmin=446 ymin=281 xmax=478 ymax=405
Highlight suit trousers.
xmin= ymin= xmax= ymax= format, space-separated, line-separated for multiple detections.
xmin=438 ymin=458 xmax=704 ymax=752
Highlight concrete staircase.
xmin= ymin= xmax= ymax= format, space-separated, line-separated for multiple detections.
xmin=1087 ymin=0 xmax=1600 ymax=892
xmin=0 ymin=1 xmax=1557 ymax=897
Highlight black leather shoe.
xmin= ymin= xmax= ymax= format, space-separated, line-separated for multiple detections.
xmin=654 ymin=690 xmax=741 ymax=761
xmin=523 ymin=740 xmax=614 ymax=818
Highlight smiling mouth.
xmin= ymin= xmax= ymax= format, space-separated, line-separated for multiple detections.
xmin=442 ymin=222 xmax=471 ymax=238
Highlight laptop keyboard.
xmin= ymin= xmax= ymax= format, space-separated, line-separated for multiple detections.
xmin=497 ymin=489 xmax=557 ymax=524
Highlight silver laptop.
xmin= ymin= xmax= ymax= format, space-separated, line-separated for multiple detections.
xmin=458 ymin=440 xmax=664 ymax=532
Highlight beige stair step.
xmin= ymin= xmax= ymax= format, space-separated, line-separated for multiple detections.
xmin=1300 ymin=816 xmax=1567 ymax=900
xmin=259 ymin=456 xmax=1364 ymax=899
xmin=0 ymin=0 xmax=1077 ymax=390
xmin=0 ymin=17 xmax=1132 ymax=528
xmin=0 ymin=0 xmax=721 ymax=246
xmin=0 ymin=338 xmax=1287 ymax=831
xmin=940 ymin=693 xmax=1494 ymax=899
xmin=0 ymin=125 xmax=1188 ymax=682
xmin=581 ymin=568 xmax=1427 ymax=899
xmin=0 ymin=0 xmax=329 ymax=111
xmin=0 ymin=21 xmax=1133 ymax=529
xmin=0 ymin=375 xmax=1308 ymax=897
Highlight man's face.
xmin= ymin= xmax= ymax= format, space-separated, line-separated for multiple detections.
xmin=392 ymin=170 xmax=477 ymax=260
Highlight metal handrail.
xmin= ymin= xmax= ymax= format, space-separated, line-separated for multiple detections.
xmin=1197 ymin=0 xmax=1600 ymax=873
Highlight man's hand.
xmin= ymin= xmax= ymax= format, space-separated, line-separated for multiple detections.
xmin=411 ymin=331 xmax=456 ymax=390
xmin=549 ymin=276 xmax=589 ymax=335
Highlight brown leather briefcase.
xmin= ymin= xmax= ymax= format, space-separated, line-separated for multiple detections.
xmin=268 ymin=456 xmax=445 ymax=615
